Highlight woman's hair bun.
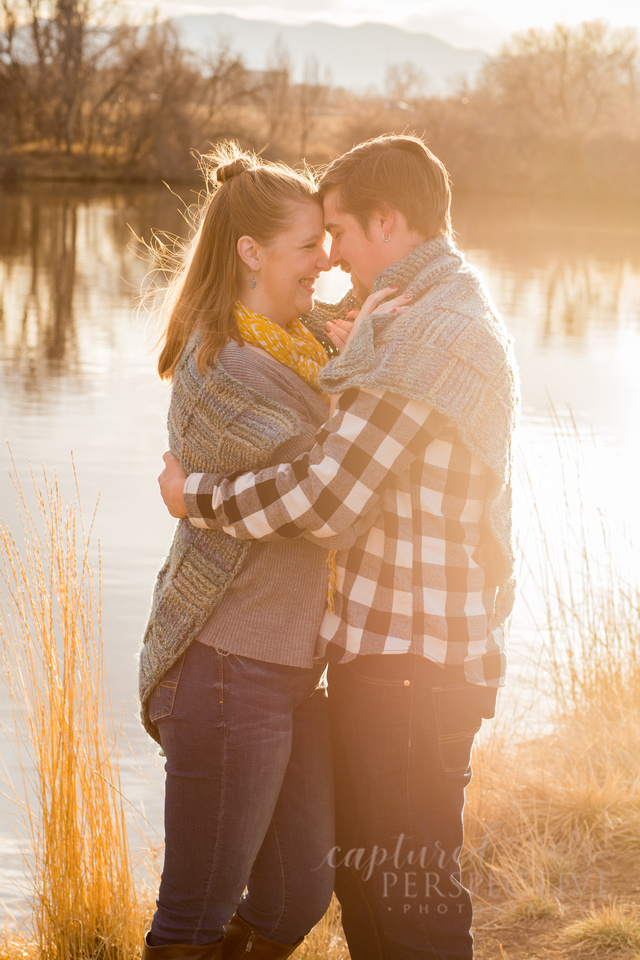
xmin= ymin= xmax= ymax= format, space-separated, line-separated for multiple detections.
xmin=216 ymin=155 xmax=254 ymax=185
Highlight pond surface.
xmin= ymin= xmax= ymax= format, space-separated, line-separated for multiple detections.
xmin=1 ymin=183 xmax=639 ymax=920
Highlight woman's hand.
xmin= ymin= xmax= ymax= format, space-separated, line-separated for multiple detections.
xmin=325 ymin=314 xmax=356 ymax=353
xmin=325 ymin=286 xmax=412 ymax=354
xmin=158 ymin=451 xmax=188 ymax=518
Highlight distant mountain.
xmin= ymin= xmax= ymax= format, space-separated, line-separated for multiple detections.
xmin=170 ymin=14 xmax=487 ymax=94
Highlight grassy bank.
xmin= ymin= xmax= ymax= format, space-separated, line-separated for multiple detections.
xmin=1 ymin=456 xmax=639 ymax=959
xmin=1 ymin=149 xmax=157 ymax=185
xmin=464 ymin=446 xmax=640 ymax=958
xmin=0 ymin=461 xmax=145 ymax=959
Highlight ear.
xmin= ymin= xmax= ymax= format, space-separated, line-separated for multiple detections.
xmin=237 ymin=235 xmax=261 ymax=271
xmin=368 ymin=204 xmax=394 ymax=242
xmin=376 ymin=204 xmax=394 ymax=236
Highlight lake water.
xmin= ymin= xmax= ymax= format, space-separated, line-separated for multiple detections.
xmin=1 ymin=183 xmax=639 ymax=921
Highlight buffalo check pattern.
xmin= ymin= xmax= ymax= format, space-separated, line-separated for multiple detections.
xmin=184 ymin=388 xmax=506 ymax=686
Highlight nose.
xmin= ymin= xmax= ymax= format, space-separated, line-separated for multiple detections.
xmin=328 ymin=238 xmax=341 ymax=268
xmin=316 ymin=247 xmax=331 ymax=272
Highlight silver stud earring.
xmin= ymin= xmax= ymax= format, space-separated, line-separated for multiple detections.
xmin=248 ymin=272 xmax=257 ymax=289
xmin=382 ymin=232 xmax=391 ymax=243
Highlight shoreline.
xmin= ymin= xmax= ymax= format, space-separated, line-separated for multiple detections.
xmin=3 ymin=152 xmax=640 ymax=204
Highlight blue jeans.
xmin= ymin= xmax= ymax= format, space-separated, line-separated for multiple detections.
xmin=328 ymin=654 xmax=497 ymax=960
xmin=148 ymin=641 xmax=335 ymax=946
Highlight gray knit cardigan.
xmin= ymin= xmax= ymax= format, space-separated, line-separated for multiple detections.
xmin=319 ymin=236 xmax=520 ymax=626
xmin=138 ymin=291 xmax=357 ymax=742
xmin=139 ymin=335 xmax=305 ymax=742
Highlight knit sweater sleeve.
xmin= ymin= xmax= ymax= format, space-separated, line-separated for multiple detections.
xmin=215 ymin=344 xmax=379 ymax=549
xmin=302 ymin=290 xmax=361 ymax=337
xmin=183 ymin=388 xmax=447 ymax=542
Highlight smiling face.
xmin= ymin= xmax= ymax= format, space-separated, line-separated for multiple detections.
xmin=323 ymin=188 xmax=396 ymax=300
xmin=242 ymin=200 xmax=330 ymax=326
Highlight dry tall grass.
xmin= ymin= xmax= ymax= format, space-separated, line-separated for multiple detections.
xmin=0 ymin=459 xmax=143 ymax=959
xmin=1 ymin=428 xmax=639 ymax=960
xmin=463 ymin=427 xmax=640 ymax=928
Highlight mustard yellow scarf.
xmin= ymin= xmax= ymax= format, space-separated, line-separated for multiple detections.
xmin=234 ymin=301 xmax=338 ymax=610
xmin=235 ymin=301 xmax=328 ymax=392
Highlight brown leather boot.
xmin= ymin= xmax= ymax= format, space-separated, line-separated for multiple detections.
xmin=221 ymin=912 xmax=303 ymax=959
xmin=142 ymin=931 xmax=224 ymax=959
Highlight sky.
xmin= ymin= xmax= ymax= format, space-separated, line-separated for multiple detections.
xmin=124 ymin=0 xmax=640 ymax=51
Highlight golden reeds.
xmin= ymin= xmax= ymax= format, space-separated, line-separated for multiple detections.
xmin=1 ymin=419 xmax=639 ymax=960
xmin=0 ymin=458 xmax=142 ymax=959
xmin=463 ymin=422 xmax=640 ymax=948
xmin=293 ymin=898 xmax=350 ymax=959
xmin=565 ymin=900 xmax=640 ymax=953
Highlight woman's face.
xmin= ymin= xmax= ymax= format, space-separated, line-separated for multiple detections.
xmin=250 ymin=201 xmax=330 ymax=326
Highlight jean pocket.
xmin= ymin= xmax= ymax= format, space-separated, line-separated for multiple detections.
xmin=346 ymin=654 xmax=415 ymax=686
xmin=430 ymin=684 xmax=492 ymax=775
xmin=148 ymin=653 xmax=185 ymax=723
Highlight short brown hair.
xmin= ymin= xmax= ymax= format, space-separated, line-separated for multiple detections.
xmin=319 ymin=135 xmax=451 ymax=240
xmin=157 ymin=142 xmax=319 ymax=381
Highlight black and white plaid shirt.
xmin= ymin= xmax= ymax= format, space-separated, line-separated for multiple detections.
xmin=184 ymin=387 xmax=506 ymax=686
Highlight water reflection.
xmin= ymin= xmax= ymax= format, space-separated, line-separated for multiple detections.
xmin=2 ymin=190 xmax=81 ymax=378
xmin=25 ymin=198 xmax=77 ymax=369
xmin=1 ymin=184 xmax=640 ymax=925
xmin=1 ymin=189 xmax=639 ymax=399
xmin=454 ymin=195 xmax=640 ymax=344
xmin=0 ymin=184 xmax=191 ymax=399
xmin=453 ymin=194 xmax=640 ymax=269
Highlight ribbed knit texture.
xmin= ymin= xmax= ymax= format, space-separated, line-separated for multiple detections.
xmin=194 ymin=342 xmax=330 ymax=665
xmin=139 ymin=335 xmax=306 ymax=743
xmin=231 ymin=304 xmax=338 ymax=602
xmin=303 ymin=289 xmax=361 ymax=331
xmin=318 ymin=236 xmax=520 ymax=625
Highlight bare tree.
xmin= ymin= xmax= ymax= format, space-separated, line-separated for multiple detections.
xmin=0 ymin=3 xmax=255 ymax=175
xmin=385 ymin=61 xmax=429 ymax=105
xmin=0 ymin=0 xmax=137 ymax=151
xmin=105 ymin=22 xmax=200 ymax=172
xmin=261 ymin=36 xmax=293 ymax=146
xmin=480 ymin=20 xmax=639 ymax=141
xmin=0 ymin=0 xmax=21 ymax=146
xmin=200 ymin=40 xmax=255 ymax=126
xmin=296 ymin=56 xmax=331 ymax=158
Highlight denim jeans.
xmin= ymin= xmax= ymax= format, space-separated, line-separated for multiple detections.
xmin=328 ymin=654 xmax=497 ymax=960
xmin=148 ymin=641 xmax=335 ymax=946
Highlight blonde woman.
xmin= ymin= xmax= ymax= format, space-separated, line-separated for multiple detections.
xmin=139 ymin=146 xmax=342 ymax=960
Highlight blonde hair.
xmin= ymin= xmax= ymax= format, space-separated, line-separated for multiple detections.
xmin=157 ymin=142 xmax=319 ymax=381
xmin=319 ymin=134 xmax=452 ymax=241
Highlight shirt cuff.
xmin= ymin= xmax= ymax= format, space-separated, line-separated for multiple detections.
xmin=183 ymin=472 xmax=209 ymax=528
